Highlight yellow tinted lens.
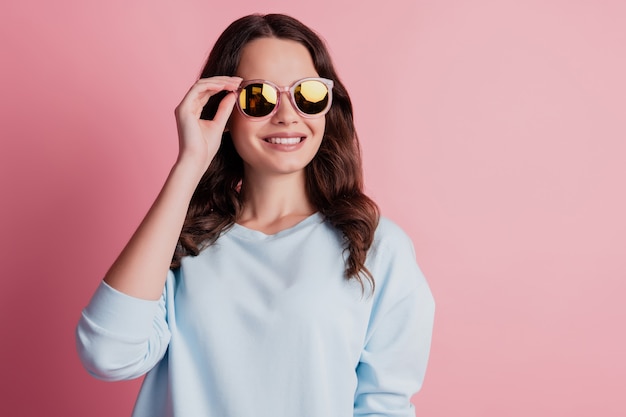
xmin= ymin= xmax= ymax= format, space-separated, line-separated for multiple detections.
xmin=261 ymin=83 xmax=277 ymax=105
xmin=295 ymin=80 xmax=329 ymax=114
xmin=240 ymin=83 xmax=277 ymax=117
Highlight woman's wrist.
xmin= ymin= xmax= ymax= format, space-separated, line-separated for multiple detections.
xmin=173 ymin=152 xmax=211 ymax=183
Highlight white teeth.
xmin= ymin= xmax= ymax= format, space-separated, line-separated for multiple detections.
xmin=266 ymin=137 xmax=302 ymax=145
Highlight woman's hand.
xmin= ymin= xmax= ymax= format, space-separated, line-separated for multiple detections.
xmin=174 ymin=76 xmax=242 ymax=174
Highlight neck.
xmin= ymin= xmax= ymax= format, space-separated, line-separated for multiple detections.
xmin=237 ymin=171 xmax=315 ymax=234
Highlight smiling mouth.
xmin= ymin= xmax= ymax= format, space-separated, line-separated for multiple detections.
xmin=264 ymin=137 xmax=304 ymax=145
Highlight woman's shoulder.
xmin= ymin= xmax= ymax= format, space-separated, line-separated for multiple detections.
xmin=366 ymin=216 xmax=420 ymax=273
xmin=366 ymin=216 xmax=429 ymax=303
xmin=373 ymin=216 xmax=415 ymax=250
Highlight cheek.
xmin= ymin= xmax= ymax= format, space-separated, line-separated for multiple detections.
xmin=311 ymin=117 xmax=326 ymax=136
xmin=317 ymin=119 xmax=327 ymax=141
xmin=228 ymin=113 xmax=256 ymax=140
xmin=310 ymin=119 xmax=326 ymax=152
xmin=227 ymin=111 xmax=243 ymax=133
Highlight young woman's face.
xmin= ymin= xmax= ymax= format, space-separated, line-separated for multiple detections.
xmin=229 ymin=37 xmax=326 ymax=179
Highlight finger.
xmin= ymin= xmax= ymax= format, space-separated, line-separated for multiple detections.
xmin=211 ymin=91 xmax=238 ymax=127
xmin=196 ymin=75 xmax=243 ymax=84
xmin=181 ymin=77 xmax=242 ymax=114
xmin=193 ymin=76 xmax=242 ymax=93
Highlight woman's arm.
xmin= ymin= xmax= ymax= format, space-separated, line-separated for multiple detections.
xmin=354 ymin=219 xmax=436 ymax=416
xmin=104 ymin=76 xmax=241 ymax=300
xmin=76 ymin=77 xmax=242 ymax=380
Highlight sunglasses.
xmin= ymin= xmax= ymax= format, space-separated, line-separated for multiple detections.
xmin=235 ymin=77 xmax=334 ymax=119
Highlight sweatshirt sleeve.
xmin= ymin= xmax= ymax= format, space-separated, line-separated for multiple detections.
xmin=75 ymin=279 xmax=171 ymax=381
xmin=354 ymin=219 xmax=435 ymax=416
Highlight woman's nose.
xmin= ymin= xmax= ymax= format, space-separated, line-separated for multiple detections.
xmin=271 ymin=92 xmax=299 ymax=124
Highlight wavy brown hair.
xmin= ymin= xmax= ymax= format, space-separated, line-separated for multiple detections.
xmin=172 ymin=13 xmax=379 ymax=290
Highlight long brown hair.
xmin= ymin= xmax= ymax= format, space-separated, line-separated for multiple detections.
xmin=172 ymin=14 xmax=379 ymax=290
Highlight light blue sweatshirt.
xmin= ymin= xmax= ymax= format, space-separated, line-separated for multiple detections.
xmin=76 ymin=214 xmax=435 ymax=417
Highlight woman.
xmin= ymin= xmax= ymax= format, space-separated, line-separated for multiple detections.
xmin=77 ymin=13 xmax=435 ymax=417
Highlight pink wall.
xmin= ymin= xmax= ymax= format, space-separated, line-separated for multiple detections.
xmin=1 ymin=1 xmax=624 ymax=415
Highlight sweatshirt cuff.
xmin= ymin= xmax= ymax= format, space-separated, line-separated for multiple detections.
xmin=82 ymin=280 xmax=162 ymax=339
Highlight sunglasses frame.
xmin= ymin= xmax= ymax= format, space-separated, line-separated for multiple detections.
xmin=234 ymin=77 xmax=334 ymax=120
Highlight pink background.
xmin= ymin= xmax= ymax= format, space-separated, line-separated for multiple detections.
xmin=1 ymin=0 xmax=625 ymax=416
